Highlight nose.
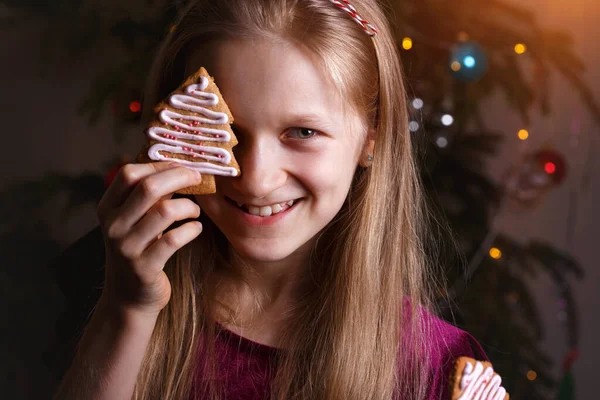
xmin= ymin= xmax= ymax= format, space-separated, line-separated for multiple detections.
xmin=231 ymin=139 xmax=287 ymax=199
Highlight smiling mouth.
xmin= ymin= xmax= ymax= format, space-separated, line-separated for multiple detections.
xmin=225 ymin=196 xmax=301 ymax=217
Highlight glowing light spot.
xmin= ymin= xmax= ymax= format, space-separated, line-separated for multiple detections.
xmin=441 ymin=114 xmax=454 ymax=126
xmin=489 ymin=247 xmax=502 ymax=259
xmin=402 ymin=37 xmax=413 ymax=50
xmin=527 ymin=370 xmax=537 ymax=381
xmin=451 ymin=61 xmax=462 ymax=71
xmin=544 ymin=162 xmax=556 ymax=174
xmin=409 ymin=121 xmax=420 ymax=132
xmin=518 ymin=129 xmax=529 ymax=140
xmin=515 ymin=43 xmax=527 ymax=54
xmin=129 ymin=101 xmax=141 ymax=113
xmin=412 ymin=98 xmax=424 ymax=109
xmin=464 ymin=56 xmax=476 ymax=68
xmin=436 ymin=136 xmax=448 ymax=148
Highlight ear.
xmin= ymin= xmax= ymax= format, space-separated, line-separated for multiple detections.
xmin=359 ymin=128 xmax=376 ymax=168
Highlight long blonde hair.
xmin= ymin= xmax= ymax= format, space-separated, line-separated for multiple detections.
xmin=136 ymin=0 xmax=444 ymax=398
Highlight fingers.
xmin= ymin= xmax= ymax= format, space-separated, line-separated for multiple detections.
xmin=140 ymin=221 xmax=203 ymax=271
xmin=97 ymin=162 xmax=186 ymax=220
xmin=96 ymin=162 xmax=205 ymax=314
xmin=100 ymin=163 xmax=202 ymax=237
xmin=121 ymin=198 xmax=201 ymax=257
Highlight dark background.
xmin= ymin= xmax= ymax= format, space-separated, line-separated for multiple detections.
xmin=1 ymin=0 xmax=598 ymax=398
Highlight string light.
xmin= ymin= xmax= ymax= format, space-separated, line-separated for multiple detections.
xmin=412 ymin=98 xmax=424 ymax=109
xmin=451 ymin=61 xmax=461 ymax=71
xmin=518 ymin=129 xmax=529 ymax=140
xmin=514 ymin=43 xmax=527 ymax=54
xmin=544 ymin=162 xmax=557 ymax=174
xmin=435 ymin=136 xmax=448 ymax=148
xmin=402 ymin=37 xmax=413 ymax=50
xmin=464 ymin=56 xmax=476 ymax=68
xmin=129 ymin=101 xmax=142 ymax=113
xmin=441 ymin=114 xmax=454 ymax=126
xmin=489 ymin=247 xmax=502 ymax=259
xmin=409 ymin=121 xmax=420 ymax=132
xmin=527 ymin=370 xmax=537 ymax=381
xmin=401 ymin=26 xmax=531 ymax=58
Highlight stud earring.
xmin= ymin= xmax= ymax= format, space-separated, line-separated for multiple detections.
xmin=367 ymin=154 xmax=373 ymax=161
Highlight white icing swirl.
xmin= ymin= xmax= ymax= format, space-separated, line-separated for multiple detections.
xmin=147 ymin=76 xmax=238 ymax=177
xmin=458 ymin=361 xmax=507 ymax=400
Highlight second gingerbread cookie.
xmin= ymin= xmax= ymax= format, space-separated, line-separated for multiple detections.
xmin=449 ymin=357 xmax=509 ymax=400
xmin=137 ymin=67 xmax=241 ymax=195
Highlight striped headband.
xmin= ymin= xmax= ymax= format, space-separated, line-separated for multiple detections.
xmin=328 ymin=0 xmax=378 ymax=37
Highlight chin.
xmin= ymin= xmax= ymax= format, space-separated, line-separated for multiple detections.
xmin=225 ymin=236 xmax=305 ymax=264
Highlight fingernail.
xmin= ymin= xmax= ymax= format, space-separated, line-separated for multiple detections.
xmin=168 ymin=162 xmax=181 ymax=169
xmin=194 ymin=171 xmax=202 ymax=181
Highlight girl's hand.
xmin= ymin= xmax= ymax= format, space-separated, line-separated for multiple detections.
xmin=96 ymin=162 xmax=203 ymax=316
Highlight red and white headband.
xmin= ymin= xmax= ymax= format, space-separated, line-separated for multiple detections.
xmin=328 ymin=0 xmax=378 ymax=37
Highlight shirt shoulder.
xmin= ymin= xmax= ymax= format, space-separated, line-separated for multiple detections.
xmin=422 ymin=311 xmax=489 ymax=400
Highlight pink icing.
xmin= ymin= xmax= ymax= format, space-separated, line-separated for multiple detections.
xmin=146 ymin=76 xmax=239 ymax=177
xmin=458 ymin=361 xmax=507 ymax=400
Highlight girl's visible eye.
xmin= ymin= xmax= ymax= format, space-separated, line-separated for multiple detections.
xmin=287 ymin=127 xmax=320 ymax=140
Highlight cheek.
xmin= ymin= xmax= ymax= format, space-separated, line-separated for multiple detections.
xmin=300 ymin=149 xmax=357 ymax=204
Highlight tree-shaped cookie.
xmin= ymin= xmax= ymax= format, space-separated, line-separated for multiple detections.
xmin=450 ymin=357 xmax=509 ymax=400
xmin=137 ymin=67 xmax=240 ymax=194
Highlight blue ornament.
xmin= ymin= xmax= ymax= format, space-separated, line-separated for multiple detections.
xmin=449 ymin=41 xmax=488 ymax=82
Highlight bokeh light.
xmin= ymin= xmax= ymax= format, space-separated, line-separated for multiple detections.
xmin=129 ymin=101 xmax=142 ymax=113
xmin=441 ymin=114 xmax=454 ymax=126
xmin=409 ymin=121 xmax=420 ymax=132
xmin=412 ymin=98 xmax=424 ymax=109
xmin=544 ymin=162 xmax=557 ymax=174
xmin=436 ymin=136 xmax=448 ymax=148
xmin=515 ymin=43 xmax=527 ymax=54
xmin=518 ymin=129 xmax=529 ymax=140
xmin=489 ymin=247 xmax=502 ymax=259
xmin=464 ymin=56 xmax=476 ymax=68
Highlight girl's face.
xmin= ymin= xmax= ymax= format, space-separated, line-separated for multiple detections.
xmin=191 ymin=38 xmax=369 ymax=263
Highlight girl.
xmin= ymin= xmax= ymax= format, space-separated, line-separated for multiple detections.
xmin=53 ymin=0 xmax=489 ymax=399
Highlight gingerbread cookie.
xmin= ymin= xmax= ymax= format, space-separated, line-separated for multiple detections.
xmin=137 ymin=67 xmax=241 ymax=195
xmin=449 ymin=357 xmax=509 ymax=400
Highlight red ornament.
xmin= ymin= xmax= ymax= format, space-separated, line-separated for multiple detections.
xmin=544 ymin=162 xmax=556 ymax=174
xmin=503 ymin=147 xmax=567 ymax=209
xmin=110 ymin=88 xmax=143 ymax=123
xmin=533 ymin=148 xmax=567 ymax=185
xmin=129 ymin=100 xmax=142 ymax=113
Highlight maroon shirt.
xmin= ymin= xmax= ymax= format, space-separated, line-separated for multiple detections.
xmin=191 ymin=311 xmax=487 ymax=400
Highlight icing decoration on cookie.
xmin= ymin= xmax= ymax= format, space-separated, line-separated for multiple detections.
xmin=147 ymin=76 xmax=239 ymax=177
xmin=458 ymin=360 xmax=507 ymax=400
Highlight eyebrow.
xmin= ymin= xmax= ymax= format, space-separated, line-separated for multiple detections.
xmin=285 ymin=112 xmax=328 ymax=124
xmin=284 ymin=112 xmax=336 ymax=132
xmin=231 ymin=112 xmax=335 ymax=133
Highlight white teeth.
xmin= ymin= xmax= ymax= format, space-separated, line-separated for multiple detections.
xmin=259 ymin=206 xmax=272 ymax=217
xmin=236 ymin=201 xmax=243 ymax=207
xmin=241 ymin=199 xmax=298 ymax=217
